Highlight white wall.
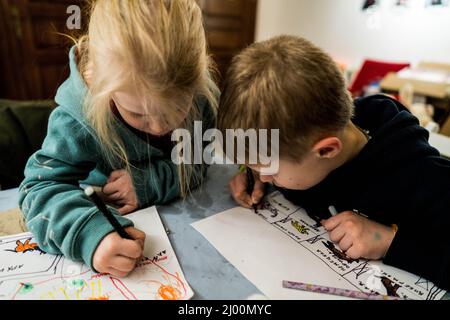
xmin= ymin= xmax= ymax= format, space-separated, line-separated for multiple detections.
xmin=256 ymin=0 xmax=450 ymax=69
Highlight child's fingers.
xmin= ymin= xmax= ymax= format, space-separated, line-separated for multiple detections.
xmin=111 ymin=255 xmax=137 ymax=272
xmin=229 ymin=173 xmax=253 ymax=208
xmin=117 ymin=204 xmax=137 ymax=215
xmin=321 ymin=217 xmax=340 ymax=231
xmin=235 ymin=197 xmax=252 ymax=209
xmin=107 ymin=169 xmax=126 ymax=183
xmin=232 ymin=189 xmax=253 ymax=208
xmin=329 ymin=225 xmax=346 ymax=243
xmin=322 ymin=211 xmax=351 ymax=231
xmin=234 ymin=173 xmax=253 ymax=208
xmin=105 ymin=191 xmax=123 ymax=201
xmin=124 ymin=227 xmax=146 ymax=250
xmin=102 ymin=181 xmax=120 ymax=195
xmin=106 ymin=266 xmax=130 ymax=278
xmin=345 ymin=244 xmax=362 ymax=260
xmin=251 ymin=179 xmax=265 ymax=204
xmin=338 ymin=234 xmax=353 ymax=252
xmin=115 ymin=238 xmax=143 ymax=259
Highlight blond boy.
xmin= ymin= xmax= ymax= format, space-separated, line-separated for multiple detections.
xmin=218 ymin=35 xmax=450 ymax=290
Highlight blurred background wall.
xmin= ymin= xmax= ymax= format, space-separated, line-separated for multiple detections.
xmin=256 ymin=0 xmax=450 ymax=69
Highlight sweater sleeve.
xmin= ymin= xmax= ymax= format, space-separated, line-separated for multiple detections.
xmin=18 ymin=108 xmax=133 ymax=269
xmin=131 ymin=159 xmax=180 ymax=207
xmin=383 ymin=155 xmax=450 ymax=291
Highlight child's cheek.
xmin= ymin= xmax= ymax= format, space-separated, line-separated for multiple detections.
xmin=283 ymin=175 xmax=316 ymax=191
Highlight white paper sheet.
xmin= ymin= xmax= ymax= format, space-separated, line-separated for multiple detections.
xmin=192 ymin=191 xmax=446 ymax=300
xmin=0 ymin=206 xmax=193 ymax=300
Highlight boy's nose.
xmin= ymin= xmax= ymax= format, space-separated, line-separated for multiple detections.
xmin=259 ymin=175 xmax=273 ymax=183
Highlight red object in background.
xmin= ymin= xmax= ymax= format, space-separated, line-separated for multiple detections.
xmin=362 ymin=0 xmax=378 ymax=10
xmin=349 ymin=59 xmax=410 ymax=97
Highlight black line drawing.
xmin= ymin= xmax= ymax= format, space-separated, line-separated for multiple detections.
xmin=254 ymin=191 xmax=447 ymax=300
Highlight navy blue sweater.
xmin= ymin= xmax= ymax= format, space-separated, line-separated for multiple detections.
xmin=280 ymin=94 xmax=450 ymax=291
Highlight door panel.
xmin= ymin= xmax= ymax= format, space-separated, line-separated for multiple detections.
xmin=0 ymin=0 xmax=257 ymax=99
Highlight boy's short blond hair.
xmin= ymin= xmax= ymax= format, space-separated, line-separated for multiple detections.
xmin=218 ymin=35 xmax=354 ymax=162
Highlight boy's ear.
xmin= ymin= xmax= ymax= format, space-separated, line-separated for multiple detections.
xmin=312 ymin=137 xmax=342 ymax=159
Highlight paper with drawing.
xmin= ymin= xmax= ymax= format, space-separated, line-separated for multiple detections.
xmin=0 ymin=206 xmax=193 ymax=300
xmin=192 ymin=191 xmax=446 ymax=300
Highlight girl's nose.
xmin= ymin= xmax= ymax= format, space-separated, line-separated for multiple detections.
xmin=147 ymin=118 xmax=168 ymax=136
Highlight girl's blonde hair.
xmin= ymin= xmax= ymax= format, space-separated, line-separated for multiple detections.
xmin=76 ymin=0 xmax=218 ymax=198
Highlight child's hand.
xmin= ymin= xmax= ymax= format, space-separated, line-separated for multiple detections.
xmin=93 ymin=227 xmax=146 ymax=277
xmin=321 ymin=211 xmax=395 ymax=260
xmin=102 ymin=170 xmax=139 ymax=215
xmin=229 ymin=170 xmax=265 ymax=208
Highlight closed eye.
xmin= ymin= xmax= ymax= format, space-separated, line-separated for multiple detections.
xmin=128 ymin=111 xmax=145 ymax=118
xmin=115 ymin=101 xmax=146 ymax=118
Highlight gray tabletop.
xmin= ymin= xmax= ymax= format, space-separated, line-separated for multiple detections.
xmin=157 ymin=164 xmax=260 ymax=299
xmin=0 ymin=164 xmax=448 ymax=300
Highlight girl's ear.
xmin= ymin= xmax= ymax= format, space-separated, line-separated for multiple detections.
xmin=312 ymin=137 xmax=342 ymax=159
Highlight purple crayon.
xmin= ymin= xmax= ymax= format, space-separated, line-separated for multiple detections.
xmin=282 ymin=280 xmax=406 ymax=300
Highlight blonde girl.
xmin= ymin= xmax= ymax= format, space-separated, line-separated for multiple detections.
xmin=19 ymin=0 xmax=218 ymax=277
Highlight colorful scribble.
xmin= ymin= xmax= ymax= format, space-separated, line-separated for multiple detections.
xmin=139 ymin=258 xmax=187 ymax=300
xmin=0 ymin=206 xmax=194 ymax=300
xmin=110 ymin=276 xmax=138 ymax=300
xmin=291 ymin=220 xmax=309 ymax=235
xmin=35 ymin=279 xmax=107 ymax=300
xmin=88 ymin=296 xmax=110 ymax=300
xmin=18 ymin=282 xmax=34 ymax=294
xmin=157 ymin=284 xmax=181 ymax=300
xmin=67 ymin=279 xmax=85 ymax=289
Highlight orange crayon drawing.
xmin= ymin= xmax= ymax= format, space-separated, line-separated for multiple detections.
xmin=88 ymin=296 xmax=110 ymax=300
xmin=157 ymin=284 xmax=181 ymax=300
xmin=6 ymin=238 xmax=45 ymax=254
xmin=140 ymin=259 xmax=187 ymax=300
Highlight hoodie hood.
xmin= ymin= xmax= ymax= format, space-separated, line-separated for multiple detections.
xmin=352 ymin=94 xmax=438 ymax=171
xmin=54 ymin=46 xmax=89 ymax=124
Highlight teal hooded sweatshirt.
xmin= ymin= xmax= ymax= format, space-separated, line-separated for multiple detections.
xmin=18 ymin=47 xmax=215 ymax=269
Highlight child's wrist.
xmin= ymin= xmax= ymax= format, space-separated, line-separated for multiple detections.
xmin=382 ymin=224 xmax=398 ymax=258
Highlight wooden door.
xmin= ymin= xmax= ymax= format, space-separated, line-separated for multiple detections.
xmin=0 ymin=0 xmax=257 ymax=100
xmin=199 ymin=0 xmax=258 ymax=84
xmin=0 ymin=0 xmax=84 ymax=100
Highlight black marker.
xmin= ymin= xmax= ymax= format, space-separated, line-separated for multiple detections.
xmin=246 ymin=167 xmax=258 ymax=213
xmin=84 ymin=186 xmax=133 ymax=240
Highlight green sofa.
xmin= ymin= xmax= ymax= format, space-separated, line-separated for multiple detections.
xmin=0 ymin=99 xmax=55 ymax=189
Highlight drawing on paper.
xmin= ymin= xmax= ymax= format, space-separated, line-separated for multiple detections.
xmin=0 ymin=207 xmax=193 ymax=300
xmin=4 ymin=239 xmax=45 ymax=255
xmin=322 ymin=240 xmax=359 ymax=263
xmin=253 ymin=191 xmax=446 ymax=300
